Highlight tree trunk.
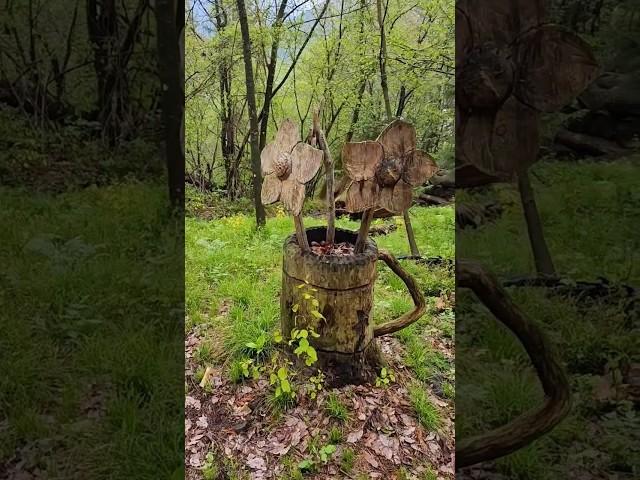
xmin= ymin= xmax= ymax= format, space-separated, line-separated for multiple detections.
xmin=518 ymin=170 xmax=556 ymax=277
xmin=258 ymin=0 xmax=288 ymax=150
xmin=87 ymin=0 xmax=148 ymax=143
xmin=155 ymin=0 xmax=185 ymax=208
xmin=403 ymin=210 xmax=420 ymax=256
xmin=376 ymin=0 xmax=392 ymax=120
xmin=281 ymin=227 xmax=425 ymax=380
xmin=236 ymin=0 xmax=266 ymax=227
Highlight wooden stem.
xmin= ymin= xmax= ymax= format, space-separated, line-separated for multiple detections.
xmin=403 ymin=209 xmax=420 ymax=257
xmin=313 ymin=113 xmax=335 ymax=244
xmin=456 ymin=260 xmax=571 ymax=468
xmin=373 ymin=250 xmax=426 ymax=337
xmin=294 ymin=215 xmax=310 ymax=252
xmin=354 ymin=208 xmax=374 ymax=253
xmin=518 ymin=170 xmax=556 ymax=277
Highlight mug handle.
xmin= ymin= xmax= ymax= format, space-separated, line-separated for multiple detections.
xmin=457 ymin=260 xmax=571 ymax=467
xmin=373 ymin=250 xmax=426 ymax=337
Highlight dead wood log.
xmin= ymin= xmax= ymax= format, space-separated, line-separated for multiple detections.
xmin=555 ymin=128 xmax=627 ymax=156
xmin=417 ymin=193 xmax=450 ymax=206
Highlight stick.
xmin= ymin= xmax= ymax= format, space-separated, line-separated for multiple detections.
xmin=294 ymin=215 xmax=310 ymax=252
xmin=354 ymin=208 xmax=374 ymax=253
xmin=313 ymin=111 xmax=335 ymax=244
xmin=403 ymin=209 xmax=420 ymax=257
xmin=199 ymin=366 xmax=214 ymax=389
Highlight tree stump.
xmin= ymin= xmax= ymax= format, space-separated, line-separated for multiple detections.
xmin=281 ymin=226 xmax=425 ymax=382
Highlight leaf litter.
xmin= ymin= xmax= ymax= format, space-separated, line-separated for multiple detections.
xmin=185 ymin=325 xmax=455 ymax=480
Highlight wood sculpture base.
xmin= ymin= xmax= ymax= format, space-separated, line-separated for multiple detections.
xmin=280 ymin=227 xmax=381 ymax=381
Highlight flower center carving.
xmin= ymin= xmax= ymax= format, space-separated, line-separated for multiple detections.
xmin=375 ymin=157 xmax=403 ymax=187
xmin=274 ymin=152 xmax=292 ymax=179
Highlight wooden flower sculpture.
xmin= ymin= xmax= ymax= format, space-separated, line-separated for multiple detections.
xmin=343 ymin=120 xmax=438 ymax=214
xmin=456 ymin=0 xmax=600 ymax=186
xmin=261 ymin=119 xmax=323 ymax=215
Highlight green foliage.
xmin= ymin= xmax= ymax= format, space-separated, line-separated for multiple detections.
xmin=289 ymin=327 xmax=320 ymax=367
xmin=409 ymin=384 xmax=441 ymax=431
xmin=325 ymin=392 xmax=349 ymax=422
xmin=340 ymin=448 xmax=356 ymax=473
xmin=329 ymin=426 xmax=343 ymax=444
xmin=307 ymin=370 xmax=325 ymax=400
xmin=230 ymin=357 xmax=262 ymax=384
xmin=375 ymin=367 xmax=396 ymax=387
xmin=318 ymin=444 xmax=337 ymax=463
xmin=185 ymin=0 xmax=454 ymax=197
xmin=245 ymin=332 xmax=270 ymax=359
xmin=269 ymin=365 xmax=296 ymax=407
xmin=202 ymin=452 xmax=220 ymax=480
xmin=195 ymin=342 xmax=216 ymax=366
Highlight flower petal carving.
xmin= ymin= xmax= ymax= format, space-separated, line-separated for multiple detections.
xmin=291 ymin=142 xmax=324 ymax=184
xmin=261 ymin=142 xmax=279 ymax=176
xmin=403 ymin=150 xmax=439 ymax=186
xmin=280 ymin=177 xmax=305 ymax=216
xmin=379 ymin=181 xmax=413 ymax=214
xmin=514 ymin=26 xmax=600 ymax=113
xmin=342 ymin=141 xmax=384 ymax=182
xmin=376 ymin=119 xmax=416 ymax=160
xmin=345 ymin=179 xmax=379 ymax=213
xmin=275 ymin=118 xmax=301 ymax=153
xmin=261 ymin=173 xmax=282 ymax=205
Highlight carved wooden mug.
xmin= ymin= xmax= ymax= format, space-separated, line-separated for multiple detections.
xmin=280 ymin=226 xmax=425 ymax=358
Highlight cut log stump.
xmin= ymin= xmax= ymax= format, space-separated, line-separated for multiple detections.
xmin=280 ymin=226 xmax=425 ymax=382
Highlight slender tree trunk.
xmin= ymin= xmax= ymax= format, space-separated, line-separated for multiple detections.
xmin=155 ymin=0 xmax=185 ymax=208
xmin=236 ymin=0 xmax=266 ymax=227
xmin=403 ymin=210 xmax=420 ymax=256
xmin=346 ymin=79 xmax=366 ymax=142
xmin=376 ymin=0 xmax=392 ymax=120
xmin=518 ymin=170 xmax=556 ymax=277
xmin=258 ymin=0 xmax=288 ymax=150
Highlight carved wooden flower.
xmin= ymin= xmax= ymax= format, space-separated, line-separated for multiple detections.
xmin=342 ymin=120 xmax=438 ymax=213
xmin=456 ymin=0 xmax=600 ymax=186
xmin=261 ymin=119 xmax=323 ymax=215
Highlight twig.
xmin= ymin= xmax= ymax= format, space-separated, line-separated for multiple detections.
xmin=294 ymin=215 xmax=310 ymax=252
xmin=403 ymin=209 xmax=420 ymax=257
xmin=354 ymin=209 xmax=374 ymax=253
xmin=313 ymin=110 xmax=335 ymax=244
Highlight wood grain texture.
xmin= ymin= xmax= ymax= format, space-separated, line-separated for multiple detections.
xmin=403 ymin=150 xmax=438 ymax=186
xmin=343 ymin=141 xmax=383 ymax=181
xmin=376 ymin=119 xmax=416 ymax=159
xmin=281 ymin=227 xmax=377 ymax=355
xmin=515 ymin=26 xmax=600 ymax=113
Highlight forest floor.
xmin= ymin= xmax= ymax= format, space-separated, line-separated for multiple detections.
xmin=185 ymin=203 xmax=455 ymax=480
xmin=456 ymin=156 xmax=640 ymax=479
xmin=0 ymin=183 xmax=184 ymax=478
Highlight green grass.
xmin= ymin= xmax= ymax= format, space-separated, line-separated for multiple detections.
xmin=340 ymin=448 xmax=356 ymax=473
xmin=328 ymin=426 xmax=343 ymax=444
xmin=457 ymin=157 xmax=640 ymax=478
xmin=408 ymin=384 xmax=441 ymax=431
xmin=0 ymin=183 xmax=183 ymax=478
xmin=185 ymin=204 xmax=455 ymax=366
xmin=325 ymin=392 xmax=349 ymax=422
